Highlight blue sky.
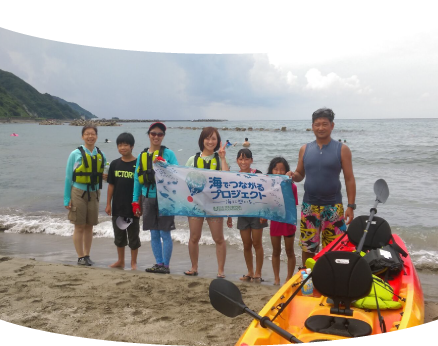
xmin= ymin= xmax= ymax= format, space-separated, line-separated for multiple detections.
xmin=1 ymin=1 xmax=437 ymax=120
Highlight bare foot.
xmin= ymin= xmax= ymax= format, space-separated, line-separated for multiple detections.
xmin=131 ymin=263 xmax=138 ymax=270
xmin=274 ymin=278 xmax=280 ymax=286
xmin=110 ymin=261 xmax=125 ymax=269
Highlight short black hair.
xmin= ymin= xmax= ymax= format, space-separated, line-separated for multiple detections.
xmin=312 ymin=108 xmax=335 ymax=123
xmin=267 ymin=157 xmax=290 ymax=174
xmin=245 ymin=138 xmax=248 ymax=141
xmin=237 ymin=148 xmax=253 ymax=159
xmin=116 ymin=132 xmax=135 ymax=146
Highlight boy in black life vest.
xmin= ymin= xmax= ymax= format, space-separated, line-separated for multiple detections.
xmin=105 ymin=132 xmax=141 ymax=270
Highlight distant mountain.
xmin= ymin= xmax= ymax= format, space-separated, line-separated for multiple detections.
xmin=0 ymin=69 xmax=95 ymax=120
xmin=51 ymin=96 xmax=97 ymax=119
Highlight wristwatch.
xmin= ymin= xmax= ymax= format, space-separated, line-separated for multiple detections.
xmin=347 ymin=203 xmax=356 ymax=210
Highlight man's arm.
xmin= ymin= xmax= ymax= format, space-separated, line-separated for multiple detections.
xmin=341 ymin=144 xmax=356 ymax=225
xmin=290 ymin=144 xmax=306 ymax=182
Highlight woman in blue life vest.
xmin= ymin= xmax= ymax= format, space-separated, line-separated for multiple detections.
xmin=184 ymin=127 xmax=229 ymax=278
xmin=132 ymin=122 xmax=178 ymax=274
xmin=64 ymin=125 xmax=107 ymax=266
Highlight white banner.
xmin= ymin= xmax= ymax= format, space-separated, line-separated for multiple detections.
xmin=154 ymin=162 xmax=297 ymax=224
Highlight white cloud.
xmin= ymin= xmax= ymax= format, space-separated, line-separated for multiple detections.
xmin=420 ymin=92 xmax=430 ymax=99
xmin=286 ymin=71 xmax=298 ymax=86
xmin=248 ymin=55 xmax=298 ymax=97
xmin=304 ymin=68 xmax=371 ymax=95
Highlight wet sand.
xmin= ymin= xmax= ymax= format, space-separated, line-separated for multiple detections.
xmin=0 ymin=232 xmax=437 ymax=345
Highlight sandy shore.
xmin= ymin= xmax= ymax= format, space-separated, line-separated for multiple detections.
xmin=0 ymin=256 xmax=437 ymax=346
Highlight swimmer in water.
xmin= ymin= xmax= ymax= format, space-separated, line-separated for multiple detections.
xmin=242 ymin=138 xmax=250 ymax=147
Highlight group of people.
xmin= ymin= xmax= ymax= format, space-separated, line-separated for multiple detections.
xmin=225 ymin=137 xmax=251 ymax=148
xmin=64 ymin=108 xmax=356 ymax=285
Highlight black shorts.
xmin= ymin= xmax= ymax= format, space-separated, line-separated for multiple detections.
xmin=141 ymin=196 xmax=175 ymax=231
xmin=112 ymin=216 xmax=141 ymax=250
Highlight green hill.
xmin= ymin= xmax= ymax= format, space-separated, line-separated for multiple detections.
xmin=0 ymin=69 xmax=95 ymax=120
xmin=0 ymin=86 xmax=30 ymax=117
xmin=51 ymin=96 xmax=96 ymax=119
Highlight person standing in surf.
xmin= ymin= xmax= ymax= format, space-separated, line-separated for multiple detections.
xmin=105 ymin=132 xmax=140 ymax=270
xmin=184 ymin=127 xmax=229 ymax=278
xmin=132 ymin=122 xmax=178 ymax=274
xmin=227 ymin=148 xmax=267 ymax=283
xmin=291 ymin=108 xmax=356 ymax=266
xmin=64 ymin=125 xmax=107 ymax=266
xmin=266 ymin=157 xmax=299 ymax=285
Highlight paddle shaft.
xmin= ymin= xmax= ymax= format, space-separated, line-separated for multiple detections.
xmin=356 ymin=199 xmax=379 ymax=253
xmin=244 ymin=308 xmax=302 ymax=343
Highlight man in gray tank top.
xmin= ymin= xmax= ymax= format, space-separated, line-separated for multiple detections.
xmin=291 ymin=108 xmax=356 ymax=266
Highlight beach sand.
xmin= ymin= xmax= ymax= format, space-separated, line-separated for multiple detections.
xmin=1 ymin=256 xmax=437 ymax=346
xmin=0 ymin=256 xmax=280 ymax=345
xmin=1 ymin=232 xmax=437 ymax=345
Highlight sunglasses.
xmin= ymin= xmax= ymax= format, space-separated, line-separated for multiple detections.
xmin=150 ymin=132 xmax=164 ymax=137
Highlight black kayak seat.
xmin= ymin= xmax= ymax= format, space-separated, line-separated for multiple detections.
xmin=305 ymin=251 xmax=373 ymax=338
xmin=305 ymin=316 xmax=372 ymax=338
xmin=347 ymin=215 xmax=392 ymax=251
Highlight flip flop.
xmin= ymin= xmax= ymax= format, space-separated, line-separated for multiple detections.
xmin=239 ymin=275 xmax=253 ymax=282
xmin=217 ymin=274 xmax=226 ymax=278
xmin=184 ymin=270 xmax=198 ymax=276
xmin=253 ymin=277 xmax=265 ymax=283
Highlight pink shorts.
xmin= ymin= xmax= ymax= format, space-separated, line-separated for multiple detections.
xmin=270 ymin=221 xmax=297 ymax=237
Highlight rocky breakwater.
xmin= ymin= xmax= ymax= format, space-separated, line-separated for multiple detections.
xmin=69 ymin=119 xmax=120 ymax=127
xmin=39 ymin=119 xmax=62 ymax=125
xmin=167 ymin=126 xmax=289 ymax=132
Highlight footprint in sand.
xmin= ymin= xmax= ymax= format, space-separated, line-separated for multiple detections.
xmin=14 ymin=264 xmax=35 ymax=275
xmin=187 ymin=282 xmax=201 ymax=288
xmin=156 ymin=316 xmax=172 ymax=322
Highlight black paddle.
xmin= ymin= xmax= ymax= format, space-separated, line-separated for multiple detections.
xmin=356 ymin=179 xmax=389 ymax=253
xmin=209 ymin=279 xmax=303 ymax=344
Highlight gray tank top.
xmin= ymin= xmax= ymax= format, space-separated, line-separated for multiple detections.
xmin=303 ymin=139 xmax=343 ymax=205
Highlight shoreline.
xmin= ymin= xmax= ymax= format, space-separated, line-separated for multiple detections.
xmin=0 ymin=254 xmax=437 ymax=345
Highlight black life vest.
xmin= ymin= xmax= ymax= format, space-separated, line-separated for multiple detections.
xmin=363 ymin=240 xmax=408 ymax=277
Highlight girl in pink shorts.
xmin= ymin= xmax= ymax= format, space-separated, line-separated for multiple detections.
xmin=267 ymin=157 xmax=299 ymax=286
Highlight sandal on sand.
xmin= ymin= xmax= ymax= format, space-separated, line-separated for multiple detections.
xmin=253 ymin=277 xmax=265 ymax=283
xmin=184 ymin=270 xmax=198 ymax=276
xmin=239 ymin=275 xmax=253 ymax=282
xmin=217 ymin=274 xmax=226 ymax=278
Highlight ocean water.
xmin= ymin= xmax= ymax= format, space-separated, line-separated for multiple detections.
xmin=1 ymin=119 xmax=438 ymax=274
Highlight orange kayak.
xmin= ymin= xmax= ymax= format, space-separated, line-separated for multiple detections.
xmin=235 ymin=233 xmax=424 ymax=345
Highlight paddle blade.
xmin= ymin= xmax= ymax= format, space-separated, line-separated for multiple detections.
xmin=374 ymin=179 xmax=389 ymax=204
xmin=209 ymin=279 xmax=247 ymax=318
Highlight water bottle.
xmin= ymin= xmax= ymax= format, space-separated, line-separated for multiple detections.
xmin=301 ymin=268 xmax=314 ymax=296
xmin=103 ymin=162 xmax=110 ymax=182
